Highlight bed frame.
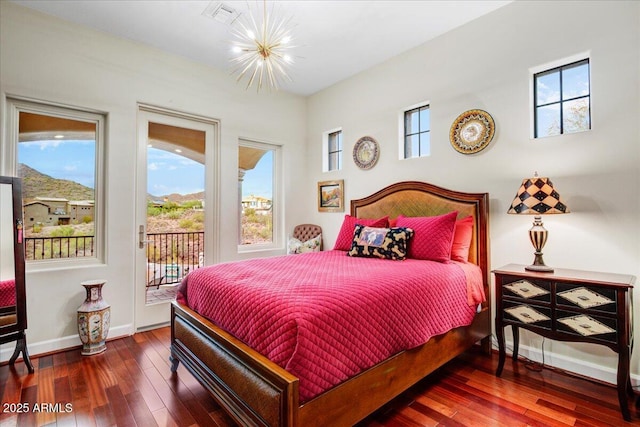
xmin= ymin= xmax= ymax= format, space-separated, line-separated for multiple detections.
xmin=170 ymin=181 xmax=491 ymax=426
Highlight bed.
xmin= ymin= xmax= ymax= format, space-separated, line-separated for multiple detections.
xmin=170 ymin=180 xmax=491 ymax=426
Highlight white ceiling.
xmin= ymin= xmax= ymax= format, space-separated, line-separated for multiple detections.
xmin=12 ymin=0 xmax=512 ymax=96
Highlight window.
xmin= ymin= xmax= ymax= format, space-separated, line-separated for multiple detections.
xmin=404 ymin=104 xmax=430 ymax=158
xmin=6 ymin=98 xmax=105 ymax=264
xmin=327 ymin=130 xmax=342 ymax=171
xmin=322 ymin=128 xmax=342 ymax=172
xmin=238 ymin=139 xmax=281 ymax=249
xmin=534 ymin=58 xmax=590 ymax=138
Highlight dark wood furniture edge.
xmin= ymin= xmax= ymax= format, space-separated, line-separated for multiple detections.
xmin=170 ymin=180 xmax=492 ymax=426
xmin=0 ymin=176 xmax=33 ymax=373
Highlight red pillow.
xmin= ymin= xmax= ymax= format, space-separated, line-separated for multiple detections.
xmin=395 ymin=211 xmax=458 ymax=262
xmin=333 ymin=215 xmax=389 ymax=251
xmin=451 ymin=215 xmax=474 ymax=263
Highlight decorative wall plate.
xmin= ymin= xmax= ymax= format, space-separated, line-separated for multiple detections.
xmin=353 ymin=136 xmax=379 ymax=169
xmin=449 ymin=109 xmax=495 ymax=154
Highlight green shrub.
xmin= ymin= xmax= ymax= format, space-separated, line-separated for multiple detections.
xmin=50 ymin=226 xmax=75 ymax=237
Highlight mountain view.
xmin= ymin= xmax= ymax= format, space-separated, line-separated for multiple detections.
xmin=19 ymin=163 xmax=94 ymax=201
xmin=19 ymin=163 xmax=204 ymax=203
xmin=18 ymin=163 xmax=268 ymax=243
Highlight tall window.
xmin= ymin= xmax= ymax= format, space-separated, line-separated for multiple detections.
xmin=534 ymin=58 xmax=590 ymax=138
xmin=322 ymin=128 xmax=342 ymax=172
xmin=327 ymin=130 xmax=342 ymax=171
xmin=6 ymin=98 xmax=105 ymax=264
xmin=238 ymin=140 xmax=281 ymax=249
xmin=404 ymin=104 xmax=430 ymax=158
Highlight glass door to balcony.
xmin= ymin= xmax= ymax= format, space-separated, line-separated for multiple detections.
xmin=135 ymin=106 xmax=217 ymax=330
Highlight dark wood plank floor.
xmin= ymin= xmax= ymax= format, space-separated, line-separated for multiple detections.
xmin=0 ymin=327 xmax=638 ymax=426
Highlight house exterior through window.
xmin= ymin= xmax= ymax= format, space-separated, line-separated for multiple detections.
xmin=7 ymin=97 xmax=105 ymax=264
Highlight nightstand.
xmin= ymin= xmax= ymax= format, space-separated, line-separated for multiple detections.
xmin=493 ymin=264 xmax=635 ymax=421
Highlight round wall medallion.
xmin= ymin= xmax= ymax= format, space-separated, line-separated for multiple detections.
xmin=353 ymin=136 xmax=379 ymax=169
xmin=449 ymin=109 xmax=495 ymax=154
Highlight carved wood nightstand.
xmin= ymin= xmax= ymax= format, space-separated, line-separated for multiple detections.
xmin=493 ymin=264 xmax=635 ymax=421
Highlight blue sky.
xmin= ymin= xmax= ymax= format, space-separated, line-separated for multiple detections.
xmin=19 ymin=140 xmax=273 ymax=199
xmin=19 ymin=139 xmax=96 ymax=188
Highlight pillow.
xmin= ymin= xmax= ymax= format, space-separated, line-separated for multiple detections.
xmin=333 ymin=215 xmax=389 ymax=251
xmin=347 ymin=225 xmax=414 ymax=261
xmin=288 ymin=234 xmax=322 ymax=254
xmin=395 ymin=211 xmax=458 ymax=262
xmin=451 ymin=216 xmax=474 ymax=263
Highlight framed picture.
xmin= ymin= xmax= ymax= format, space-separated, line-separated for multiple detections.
xmin=318 ymin=180 xmax=344 ymax=212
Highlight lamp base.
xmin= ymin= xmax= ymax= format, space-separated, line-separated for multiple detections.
xmin=525 ymin=252 xmax=554 ymax=273
xmin=525 ymin=264 xmax=554 ymax=273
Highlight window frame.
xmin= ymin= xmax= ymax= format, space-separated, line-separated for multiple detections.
xmin=530 ymin=52 xmax=591 ymax=139
xmin=322 ymin=127 xmax=343 ymax=172
xmin=401 ymin=103 xmax=430 ymax=159
xmin=4 ymin=97 xmax=106 ymax=269
xmin=237 ymin=138 xmax=282 ymax=253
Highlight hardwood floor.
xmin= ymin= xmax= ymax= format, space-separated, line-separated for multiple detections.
xmin=0 ymin=327 xmax=638 ymax=426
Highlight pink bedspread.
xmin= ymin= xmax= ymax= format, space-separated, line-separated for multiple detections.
xmin=177 ymin=250 xmax=483 ymax=402
xmin=0 ymin=279 xmax=16 ymax=307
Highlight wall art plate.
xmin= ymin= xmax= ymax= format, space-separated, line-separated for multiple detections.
xmin=353 ymin=136 xmax=379 ymax=169
xmin=449 ymin=109 xmax=495 ymax=154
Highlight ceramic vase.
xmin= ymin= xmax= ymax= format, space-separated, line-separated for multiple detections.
xmin=77 ymin=279 xmax=110 ymax=355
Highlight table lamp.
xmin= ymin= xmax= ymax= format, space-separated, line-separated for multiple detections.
xmin=507 ymin=172 xmax=569 ymax=272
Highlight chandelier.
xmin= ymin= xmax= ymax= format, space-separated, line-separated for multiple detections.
xmin=230 ymin=1 xmax=295 ymax=92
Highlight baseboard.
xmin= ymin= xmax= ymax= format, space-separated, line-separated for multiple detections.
xmin=0 ymin=324 xmax=134 ymax=363
xmin=505 ymin=339 xmax=640 ymax=388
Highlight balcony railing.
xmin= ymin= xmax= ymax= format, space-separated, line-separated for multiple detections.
xmin=25 ymin=236 xmax=95 ymax=260
xmin=146 ymin=232 xmax=204 ymax=287
xmin=25 ymin=232 xmax=205 ymax=288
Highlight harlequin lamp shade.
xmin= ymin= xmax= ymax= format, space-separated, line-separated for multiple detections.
xmin=508 ymin=173 xmax=569 ymax=272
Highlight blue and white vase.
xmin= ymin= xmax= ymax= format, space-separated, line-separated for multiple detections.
xmin=77 ymin=279 xmax=110 ymax=356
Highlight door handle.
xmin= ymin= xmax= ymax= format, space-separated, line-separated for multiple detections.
xmin=138 ymin=225 xmax=152 ymax=249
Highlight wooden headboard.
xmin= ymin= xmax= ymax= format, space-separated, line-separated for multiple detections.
xmin=351 ymin=181 xmax=490 ymax=305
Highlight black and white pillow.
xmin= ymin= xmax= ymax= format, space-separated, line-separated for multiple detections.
xmin=347 ymin=225 xmax=414 ymax=261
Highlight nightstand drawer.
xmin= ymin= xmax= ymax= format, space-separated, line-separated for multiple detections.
xmin=556 ymin=309 xmax=618 ymax=344
xmin=501 ymin=277 xmax=551 ymax=303
xmin=555 ymin=282 xmax=617 ymax=315
xmin=502 ymin=300 xmax=552 ymax=331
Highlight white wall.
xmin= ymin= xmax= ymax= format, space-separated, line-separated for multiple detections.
xmin=0 ymin=2 xmax=307 ymax=357
xmin=306 ymin=1 xmax=640 ymax=385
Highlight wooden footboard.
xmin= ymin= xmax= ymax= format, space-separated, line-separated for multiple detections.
xmin=171 ymin=301 xmax=490 ymax=427
xmin=171 ymin=302 xmax=299 ymax=426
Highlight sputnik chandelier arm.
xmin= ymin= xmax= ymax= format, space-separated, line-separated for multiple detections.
xmin=230 ymin=0 xmax=296 ymax=92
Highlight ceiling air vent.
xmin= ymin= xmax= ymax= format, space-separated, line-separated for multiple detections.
xmin=202 ymin=2 xmax=240 ymax=24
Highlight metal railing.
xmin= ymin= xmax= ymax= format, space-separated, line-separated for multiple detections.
xmin=146 ymin=231 xmax=204 ymax=288
xmin=25 ymin=232 xmax=205 ymax=288
xmin=25 ymin=236 xmax=95 ymax=260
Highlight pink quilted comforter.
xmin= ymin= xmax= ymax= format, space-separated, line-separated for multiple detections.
xmin=0 ymin=279 xmax=16 ymax=307
xmin=177 ymin=250 xmax=483 ymax=402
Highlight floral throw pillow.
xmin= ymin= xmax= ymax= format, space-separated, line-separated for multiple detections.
xmin=288 ymin=234 xmax=322 ymax=254
xmin=347 ymin=226 xmax=414 ymax=261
